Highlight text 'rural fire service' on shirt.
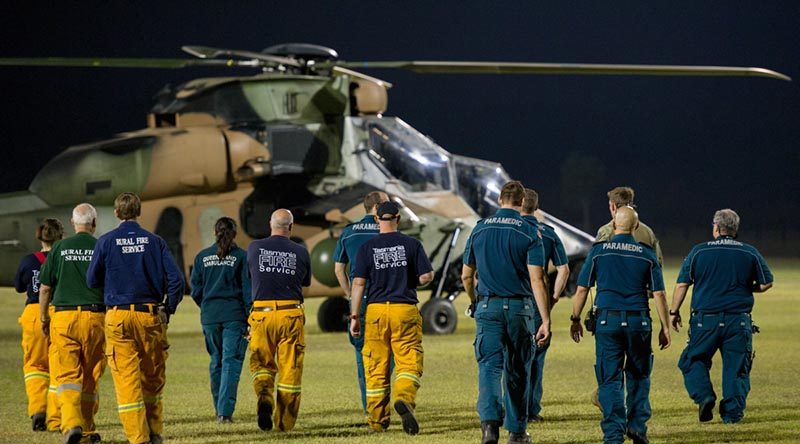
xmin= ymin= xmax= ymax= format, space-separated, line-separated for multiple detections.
xmin=353 ymin=231 xmax=433 ymax=304
xmin=247 ymin=235 xmax=311 ymax=302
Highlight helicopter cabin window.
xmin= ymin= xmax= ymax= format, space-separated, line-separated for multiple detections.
xmin=367 ymin=118 xmax=452 ymax=192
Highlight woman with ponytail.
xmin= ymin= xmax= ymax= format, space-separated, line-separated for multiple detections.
xmin=190 ymin=217 xmax=252 ymax=423
xmin=14 ymin=218 xmax=63 ymax=432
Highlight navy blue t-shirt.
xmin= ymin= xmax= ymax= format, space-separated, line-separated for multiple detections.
xmin=577 ymin=234 xmax=664 ymax=311
xmin=353 ymin=232 xmax=433 ymax=304
xmin=247 ymin=235 xmax=311 ymax=302
xmin=677 ymin=235 xmax=772 ymax=313
xmin=14 ymin=252 xmax=48 ymax=305
xmin=333 ymin=215 xmax=380 ymax=279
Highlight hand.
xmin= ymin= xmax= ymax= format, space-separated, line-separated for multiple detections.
xmin=244 ymin=326 xmax=251 ymax=341
xmin=465 ymin=302 xmax=476 ymax=319
xmin=550 ymin=296 xmax=559 ymax=307
xmin=670 ymin=312 xmax=682 ymax=332
xmin=570 ymin=321 xmax=583 ymax=343
xmin=349 ymin=316 xmax=361 ymax=338
xmin=659 ymin=327 xmax=671 ymax=350
xmin=535 ymin=322 xmax=551 ymax=347
xmin=156 ymin=306 xmax=170 ymax=325
xmin=41 ymin=317 xmax=50 ymax=336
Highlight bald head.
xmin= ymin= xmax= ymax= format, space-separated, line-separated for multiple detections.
xmin=72 ymin=203 xmax=97 ymax=234
xmin=270 ymin=209 xmax=293 ymax=236
xmin=613 ymin=206 xmax=639 ymax=234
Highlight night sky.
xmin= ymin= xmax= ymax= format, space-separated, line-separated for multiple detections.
xmin=1 ymin=2 xmax=797 ymax=251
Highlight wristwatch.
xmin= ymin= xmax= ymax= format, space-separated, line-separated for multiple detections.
xmin=570 ymin=314 xmax=581 ymax=323
xmin=348 ymin=314 xmax=359 ymax=321
xmin=669 ymin=310 xmax=680 ymax=316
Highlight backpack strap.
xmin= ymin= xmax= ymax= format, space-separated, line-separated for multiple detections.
xmin=33 ymin=251 xmax=46 ymax=264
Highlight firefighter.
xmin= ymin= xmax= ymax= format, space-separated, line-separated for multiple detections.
xmin=86 ymin=192 xmax=184 ymax=444
xmin=246 ymin=209 xmax=311 ymax=432
xmin=14 ymin=218 xmax=63 ymax=432
xmin=349 ymin=201 xmax=434 ymax=435
xmin=39 ymin=203 xmax=105 ymax=444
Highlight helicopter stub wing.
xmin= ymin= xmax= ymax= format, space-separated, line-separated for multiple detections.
xmin=0 ymin=57 xmax=265 ymax=69
xmin=331 ymin=61 xmax=791 ymax=81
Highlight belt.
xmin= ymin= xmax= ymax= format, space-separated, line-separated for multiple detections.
xmin=691 ymin=311 xmax=750 ymax=317
xmin=599 ymin=309 xmax=649 ymax=316
xmin=479 ymin=295 xmax=530 ymax=300
xmin=252 ymin=304 xmax=302 ymax=312
xmin=54 ymin=304 xmax=106 ymax=313
xmin=110 ymin=304 xmax=157 ymax=313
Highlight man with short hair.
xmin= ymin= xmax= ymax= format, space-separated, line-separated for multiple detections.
xmin=349 ymin=201 xmax=433 ymax=435
xmin=670 ymin=209 xmax=772 ymax=424
xmin=39 ymin=204 xmax=104 ymax=444
xmin=571 ymin=207 xmax=670 ymax=444
xmin=247 ymin=209 xmax=311 ymax=432
xmin=87 ymin=192 xmax=184 ymax=444
xmin=461 ymin=180 xmax=550 ymax=444
xmin=333 ymin=190 xmax=390 ymax=414
xmin=520 ymin=188 xmax=570 ymax=423
xmin=596 ymin=187 xmax=663 ymax=265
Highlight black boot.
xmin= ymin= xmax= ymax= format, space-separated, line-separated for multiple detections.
xmin=393 ymin=399 xmax=419 ymax=435
xmin=31 ymin=412 xmax=46 ymax=431
xmin=257 ymin=400 xmax=273 ymax=431
xmin=626 ymin=427 xmax=649 ymax=444
xmin=508 ymin=431 xmax=531 ymax=444
xmin=149 ymin=433 xmax=163 ymax=444
xmin=480 ymin=421 xmax=500 ymax=444
xmin=63 ymin=427 xmax=83 ymax=444
xmin=699 ymin=399 xmax=715 ymax=422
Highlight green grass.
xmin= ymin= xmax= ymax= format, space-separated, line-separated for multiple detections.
xmin=1 ymin=259 xmax=799 ymax=443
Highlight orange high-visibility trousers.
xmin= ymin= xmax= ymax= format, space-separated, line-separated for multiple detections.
xmin=51 ymin=309 xmax=106 ymax=438
xmin=362 ymin=302 xmax=423 ymax=431
xmin=105 ymin=305 xmax=168 ymax=444
xmin=248 ymin=300 xmax=305 ymax=432
xmin=19 ymin=303 xmax=61 ymax=429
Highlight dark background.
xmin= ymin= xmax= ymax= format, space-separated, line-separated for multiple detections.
xmin=1 ymin=1 xmax=797 ymax=255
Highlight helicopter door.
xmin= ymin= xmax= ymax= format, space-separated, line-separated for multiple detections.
xmin=154 ymin=207 xmax=186 ymax=286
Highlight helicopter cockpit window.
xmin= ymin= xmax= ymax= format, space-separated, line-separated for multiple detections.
xmin=453 ymin=155 xmax=511 ymax=218
xmin=367 ymin=118 xmax=452 ymax=192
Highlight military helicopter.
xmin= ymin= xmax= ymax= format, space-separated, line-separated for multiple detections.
xmin=0 ymin=44 xmax=789 ymax=334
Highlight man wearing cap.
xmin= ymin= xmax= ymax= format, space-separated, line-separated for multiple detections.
xmin=461 ymin=180 xmax=550 ymax=444
xmin=247 ymin=209 xmax=311 ymax=432
xmin=86 ymin=192 xmax=184 ymax=444
xmin=520 ymin=188 xmax=570 ymax=423
xmin=333 ymin=190 xmax=390 ymax=414
xmin=349 ymin=201 xmax=434 ymax=435
xmin=39 ymin=204 xmax=105 ymax=444
xmin=571 ymin=206 xmax=670 ymax=444
xmin=670 ymin=209 xmax=772 ymax=424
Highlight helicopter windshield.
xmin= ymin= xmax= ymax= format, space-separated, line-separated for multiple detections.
xmin=366 ymin=118 xmax=452 ymax=192
xmin=453 ymin=155 xmax=511 ymax=218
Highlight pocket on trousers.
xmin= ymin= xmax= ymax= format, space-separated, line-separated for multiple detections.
xmin=473 ymin=334 xmax=484 ymax=361
xmin=365 ymin=317 xmax=382 ymax=340
xmin=293 ymin=343 xmax=306 ymax=369
xmin=105 ymin=345 xmax=118 ymax=373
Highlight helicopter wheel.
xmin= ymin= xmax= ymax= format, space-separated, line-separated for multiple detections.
xmin=317 ymin=297 xmax=350 ymax=332
xmin=420 ymin=298 xmax=457 ymax=335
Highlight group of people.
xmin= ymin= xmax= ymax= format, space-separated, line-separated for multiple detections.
xmin=13 ymin=183 xmax=773 ymax=444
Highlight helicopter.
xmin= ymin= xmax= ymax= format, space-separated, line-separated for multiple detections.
xmin=0 ymin=43 xmax=790 ymax=334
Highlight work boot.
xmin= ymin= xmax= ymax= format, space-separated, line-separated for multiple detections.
xmin=217 ymin=415 xmax=233 ymax=424
xmin=626 ymin=427 xmax=649 ymax=444
xmin=527 ymin=414 xmax=544 ymax=423
xmin=63 ymin=427 xmax=83 ymax=444
xmin=88 ymin=433 xmax=102 ymax=443
xmin=508 ymin=431 xmax=531 ymax=444
xmin=257 ymin=400 xmax=273 ymax=431
xmin=31 ymin=412 xmax=46 ymax=431
xmin=393 ymin=399 xmax=419 ymax=435
xmin=699 ymin=399 xmax=715 ymax=422
xmin=591 ymin=388 xmax=603 ymax=413
xmin=149 ymin=434 xmax=163 ymax=444
xmin=480 ymin=421 xmax=500 ymax=444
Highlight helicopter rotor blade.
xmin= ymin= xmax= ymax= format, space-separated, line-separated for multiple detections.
xmin=332 ymin=66 xmax=393 ymax=89
xmin=181 ymin=45 xmax=301 ymax=68
xmin=0 ymin=57 xmax=262 ymax=69
xmin=333 ymin=61 xmax=791 ymax=81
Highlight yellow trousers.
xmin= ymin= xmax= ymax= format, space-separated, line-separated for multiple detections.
xmin=51 ymin=309 xmax=106 ymax=437
xmin=105 ymin=306 xmax=168 ymax=444
xmin=248 ymin=300 xmax=305 ymax=432
xmin=19 ymin=303 xmax=61 ymax=429
xmin=362 ymin=302 xmax=423 ymax=430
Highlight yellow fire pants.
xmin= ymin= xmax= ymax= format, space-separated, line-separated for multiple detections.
xmin=362 ymin=302 xmax=424 ymax=431
xmin=105 ymin=305 xmax=168 ymax=444
xmin=248 ymin=300 xmax=305 ymax=432
xmin=51 ymin=309 xmax=106 ymax=436
xmin=19 ymin=303 xmax=61 ymax=429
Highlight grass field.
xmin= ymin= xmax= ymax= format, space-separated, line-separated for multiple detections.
xmin=1 ymin=259 xmax=798 ymax=443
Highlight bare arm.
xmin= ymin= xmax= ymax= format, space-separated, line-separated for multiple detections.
xmin=551 ymin=264 xmax=570 ymax=304
xmin=349 ymin=277 xmax=367 ymax=338
xmin=653 ymin=290 xmax=671 ymax=349
xmin=418 ymin=271 xmax=434 ymax=286
xmin=670 ymin=282 xmax=690 ymax=332
xmin=39 ymin=284 xmax=52 ymax=336
xmin=528 ymin=264 xmax=550 ymax=346
xmin=752 ymin=282 xmax=773 ymax=293
xmin=461 ymin=263 xmax=477 ymax=303
xmin=334 ymin=262 xmax=351 ymax=297
xmin=570 ymin=285 xmax=590 ymax=343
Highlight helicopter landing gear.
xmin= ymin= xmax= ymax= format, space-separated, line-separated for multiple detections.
xmin=317 ymin=297 xmax=350 ymax=332
xmin=420 ymin=298 xmax=458 ymax=335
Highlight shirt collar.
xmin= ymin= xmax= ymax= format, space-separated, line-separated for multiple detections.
xmin=495 ymin=208 xmax=521 ymax=217
xmin=361 ymin=215 xmax=378 ymax=224
xmin=611 ymin=233 xmax=637 ymax=243
xmin=717 ymin=234 xmax=736 ymax=240
xmin=119 ymin=220 xmax=140 ymax=229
